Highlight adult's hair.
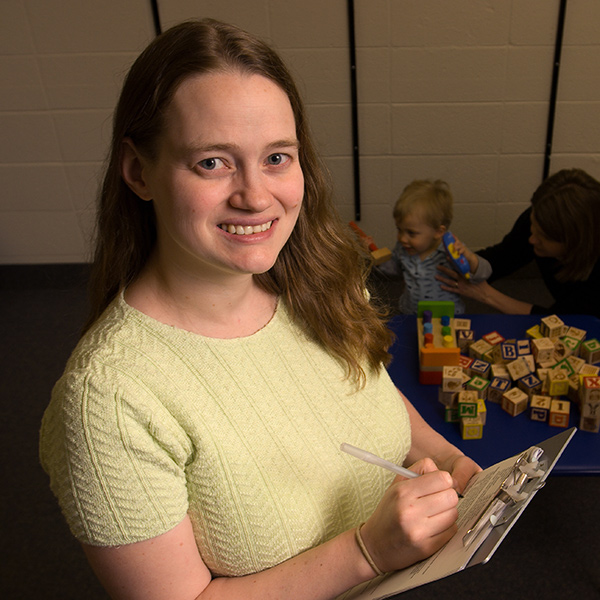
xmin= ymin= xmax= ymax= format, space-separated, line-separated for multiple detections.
xmin=531 ymin=168 xmax=600 ymax=282
xmin=393 ymin=179 xmax=453 ymax=230
xmin=85 ymin=18 xmax=392 ymax=383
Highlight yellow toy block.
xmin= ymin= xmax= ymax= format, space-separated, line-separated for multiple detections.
xmin=547 ymin=368 xmax=569 ymax=396
xmin=461 ymin=415 xmax=484 ymax=440
xmin=477 ymin=398 xmax=487 ymax=425
xmin=549 ymin=399 xmax=570 ymax=427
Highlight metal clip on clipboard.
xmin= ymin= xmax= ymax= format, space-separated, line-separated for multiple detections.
xmin=463 ymin=446 xmax=548 ymax=548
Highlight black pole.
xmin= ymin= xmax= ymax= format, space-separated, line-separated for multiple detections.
xmin=347 ymin=0 xmax=361 ymax=221
xmin=544 ymin=0 xmax=567 ymax=180
xmin=150 ymin=0 xmax=162 ymax=36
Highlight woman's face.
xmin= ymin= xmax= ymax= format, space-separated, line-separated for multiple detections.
xmin=529 ymin=213 xmax=567 ymax=259
xmin=133 ymin=71 xmax=305 ymax=281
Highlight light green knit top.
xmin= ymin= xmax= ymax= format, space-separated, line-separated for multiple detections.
xmin=40 ymin=294 xmax=411 ymax=577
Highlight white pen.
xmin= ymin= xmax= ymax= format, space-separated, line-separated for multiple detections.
xmin=340 ymin=442 xmax=463 ymax=498
xmin=340 ymin=443 xmax=419 ymax=479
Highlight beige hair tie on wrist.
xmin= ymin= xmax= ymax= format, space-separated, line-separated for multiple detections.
xmin=355 ymin=522 xmax=384 ymax=577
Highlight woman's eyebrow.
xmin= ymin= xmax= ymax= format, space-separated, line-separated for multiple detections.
xmin=182 ymin=138 xmax=299 ymax=155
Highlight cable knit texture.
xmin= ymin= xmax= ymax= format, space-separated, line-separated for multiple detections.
xmin=40 ymin=294 xmax=411 ymax=577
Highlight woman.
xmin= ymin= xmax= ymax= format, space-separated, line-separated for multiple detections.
xmin=438 ymin=169 xmax=600 ymax=317
xmin=40 ymin=20 xmax=479 ymax=599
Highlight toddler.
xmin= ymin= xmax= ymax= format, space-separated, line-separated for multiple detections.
xmin=379 ymin=179 xmax=466 ymax=314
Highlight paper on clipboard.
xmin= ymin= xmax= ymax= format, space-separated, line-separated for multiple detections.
xmin=340 ymin=427 xmax=576 ymax=600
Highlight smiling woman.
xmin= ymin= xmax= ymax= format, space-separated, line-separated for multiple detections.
xmin=39 ymin=18 xmax=480 ymax=600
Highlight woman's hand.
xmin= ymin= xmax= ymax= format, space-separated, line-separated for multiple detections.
xmin=436 ymin=264 xmax=493 ymax=302
xmin=359 ymin=458 xmax=460 ymax=574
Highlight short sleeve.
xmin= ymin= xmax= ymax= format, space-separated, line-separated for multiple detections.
xmin=39 ymin=367 xmax=193 ymax=546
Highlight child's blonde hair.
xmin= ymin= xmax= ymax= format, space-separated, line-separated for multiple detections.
xmin=393 ymin=179 xmax=454 ymax=230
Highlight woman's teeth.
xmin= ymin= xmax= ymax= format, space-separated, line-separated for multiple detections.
xmin=220 ymin=221 xmax=273 ymax=235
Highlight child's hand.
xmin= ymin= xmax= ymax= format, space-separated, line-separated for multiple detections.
xmin=451 ymin=237 xmax=479 ymax=272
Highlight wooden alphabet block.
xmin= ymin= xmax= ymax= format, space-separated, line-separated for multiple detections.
xmin=491 ymin=364 xmax=510 ymax=380
xmin=487 ymin=377 xmax=511 ymax=404
xmin=476 ymin=398 xmax=487 ymax=425
xmin=461 ymin=415 xmax=484 ymax=440
xmin=530 ymin=395 xmax=551 ymax=422
xmin=438 ymin=387 xmax=458 ymax=408
xmin=457 ymin=329 xmax=475 ymax=351
xmin=553 ymin=358 xmax=576 ymax=378
xmin=540 ymin=315 xmax=567 ymax=338
xmin=532 ymin=337 xmax=555 ymax=363
xmin=454 ymin=318 xmax=472 ymax=331
xmin=579 ymin=364 xmax=600 ymax=377
xmin=506 ymin=357 xmax=532 ymax=381
xmin=442 ymin=366 xmax=463 ymax=392
xmin=517 ymin=340 xmax=531 ymax=356
xmin=457 ymin=390 xmax=479 ymax=418
xmin=546 ymin=368 xmax=570 ymax=396
xmin=579 ymin=375 xmax=600 ymax=405
xmin=444 ymin=406 xmax=460 ymax=422
xmin=579 ymin=415 xmax=600 ymax=433
xmin=581 ymin=338 xmax=600 ymax=365
xmin=469 ymin=339 xmax=493 ymax=361
xmin=502 ymin=388 xmax=529 ymax=417
xmin=518 ymin=373 xmax=543 ymax=397
xmin=500 ymin=342 xmax=517 ymax=363
xmin=549 ymin=399 xmax=570 ymax=427
xmin=470 ymin=359 xmax=491 ymax=380
xmin=560 ymin=336 xmax=582 ymax=358
xmin=482 ymin=331 xmax=505 ymax=346
xmin=526 ymin=324 xmax=542 ymax=339
xmin=467 ymin=375 xmax=490 ymax=399
xmin=459 ymin=354 xmax=474 ymax=374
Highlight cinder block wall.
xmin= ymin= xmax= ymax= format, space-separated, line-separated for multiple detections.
xmin=1 ymin=0 xmax=599 ymax=264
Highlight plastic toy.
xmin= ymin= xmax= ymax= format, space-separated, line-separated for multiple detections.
xmin=348 ymin=221 xmax=392 ymax=265
xmin=442 ymin=231 xmax=470 ymax=279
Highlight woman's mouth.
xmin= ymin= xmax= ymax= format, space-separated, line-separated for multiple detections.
xmin=219 ymin=221 xmax=273 ymax=235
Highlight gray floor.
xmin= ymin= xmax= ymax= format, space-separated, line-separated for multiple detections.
xmin=1 ymin=264 xmax=598 ymax=599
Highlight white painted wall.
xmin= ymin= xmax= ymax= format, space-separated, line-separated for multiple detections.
xmin=1 ymin=0 xmax=599 ymax=264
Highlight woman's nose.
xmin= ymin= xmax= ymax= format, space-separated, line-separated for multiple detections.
xmin=229 ymin=170 xmax=272 ymax=212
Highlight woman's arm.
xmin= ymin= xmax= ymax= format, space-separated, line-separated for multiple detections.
xmin=436 ymin=265 xmax=533 ymax=315
xmin=83 ymin=515 xmax=376 ymax=600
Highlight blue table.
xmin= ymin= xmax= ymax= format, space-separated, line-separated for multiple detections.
xmin=386 ymin=313 xmax=600 ymax=474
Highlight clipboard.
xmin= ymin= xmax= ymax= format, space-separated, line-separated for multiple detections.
xmin=341 ymin=427 xmax=577 ymax=600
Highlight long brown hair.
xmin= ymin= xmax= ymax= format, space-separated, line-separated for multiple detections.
xmin=531 ymin=168 xmax=600 ymax=282
xmin=85 ymin=19 xmax=392 ymax=384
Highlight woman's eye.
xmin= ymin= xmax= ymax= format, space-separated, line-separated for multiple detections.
xmin=267 ymin=153 xmax=288 ymax=166
xmin=198 ymin=157 xmax=224 ymax=170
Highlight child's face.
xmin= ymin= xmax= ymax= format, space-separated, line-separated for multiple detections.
xmin=396 ymin=211 xmax=445 ymax=259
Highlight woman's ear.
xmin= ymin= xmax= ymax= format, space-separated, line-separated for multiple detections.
xmin=120 ymin=138 xmax=153 ymax=201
